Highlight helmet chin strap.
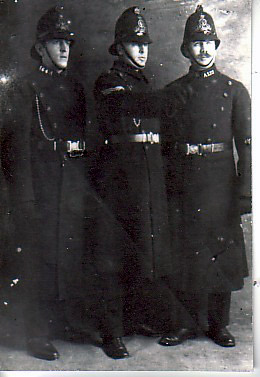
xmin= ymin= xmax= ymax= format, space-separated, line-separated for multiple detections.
xmin=120 ymin=43 xmax=145 ymax=69
xmin=44 ymin=42 xmax=66 ymax=71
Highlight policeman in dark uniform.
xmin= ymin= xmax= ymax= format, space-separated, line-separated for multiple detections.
xmin=1 ymin=6 xmax=103 ymax=360
xmin=160 ymin=5 xmax=251 ymax=347
xmin=94 ymin=6 xmax=195 ymax=359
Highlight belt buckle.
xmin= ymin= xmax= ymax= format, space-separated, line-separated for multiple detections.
xmin=153 ymin=133 xmax=159 ymax=144
xmin=186 ymin=143 xmax=200 ymax=155
xmin=197 ymin=143 xmax=203 ymax=155
xmin=147 ymin=132 xmax=159 ymax=144
xmin=67 ymin=140 xmax=85 ymax=157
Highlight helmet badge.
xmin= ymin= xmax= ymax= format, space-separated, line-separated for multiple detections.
xmin=56 ymin=13 xmax=70 ymax=31
xmin=196 ymin=14 xmax=212 ymax=34
xmin=135 ymin=17 xmax=146 ymax=36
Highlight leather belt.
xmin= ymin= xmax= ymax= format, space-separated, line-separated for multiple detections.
xmin=175 ymin=142 xmax=232 ymax=156
xmin=54 ymin=140 xmax=86 ymax=157
xmin=107 ymin=133 xmax=160 ymax=145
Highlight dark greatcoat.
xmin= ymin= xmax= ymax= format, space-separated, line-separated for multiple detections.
xmin=93 ymin=60 xmax=172 ymax=281
xmin=161 ymin=65 xmax=251 ymax=293
xmin=1 ymin=67 xmax=105 ymax=303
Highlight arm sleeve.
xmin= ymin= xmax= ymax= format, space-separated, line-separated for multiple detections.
xmin=232 ymin=82 xmax=251 ymax=197
xmin=0 ymin=84 xmax=17 ymax=183
xmin=94 ymin=73 xmax=163 ymax=123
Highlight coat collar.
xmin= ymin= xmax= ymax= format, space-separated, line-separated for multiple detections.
xmin=188 ymin=64 xmax=218 ymax=79
xmin=112 ymin=60 xmax=149 ymax=83
xmin=38 ymin=65 xmax=67 ymax=77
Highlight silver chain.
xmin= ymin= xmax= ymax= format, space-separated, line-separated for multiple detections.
xmin=35 ymin=94 xmax=55 ymax=141
xmin=133 ymin=118 xmax=141 ymax=127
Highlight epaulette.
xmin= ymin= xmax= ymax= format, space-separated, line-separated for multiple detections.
xmin=101 ymin=86 xmax=125 ymax=96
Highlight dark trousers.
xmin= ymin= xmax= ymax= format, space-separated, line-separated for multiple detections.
xmin=24 ymin=298 xmax=59 ymax=339
xmin=175 ymin=291 xmax=231 ymax=331
xmin=98 ymin=273 xmax=124 ymax=340
xmin=123 ymin=276 xmax=196 ymax=334
xmin=24 ymin=297 xmax=92 ymax=340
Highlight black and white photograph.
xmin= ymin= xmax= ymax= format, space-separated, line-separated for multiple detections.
xmin=0 ymin=0 xmax=254 ymax=373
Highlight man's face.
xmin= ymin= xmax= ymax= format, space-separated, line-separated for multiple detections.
xmin=120 ymin=42 xmax=149 ymax=69
xmin=188 ymin=40 xmax=216 ymax=70
xmin=39 ymin=39 xmax=71 ymax=70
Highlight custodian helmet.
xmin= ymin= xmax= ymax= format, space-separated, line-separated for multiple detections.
xmin=31 ymin=5 xmax=75 ymax=60
xmin=109 ymin=6 xmax=152 ymax=56
xmin=181 ymin=5 xmax=220 ymax=58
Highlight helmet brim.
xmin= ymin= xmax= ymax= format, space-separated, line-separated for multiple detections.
xmin=181 ymin=37 xmax=220 ymax=58
xmin=109 ymin=34 xmax=152 ymax=56
xmin=30 ymin=32 xmax=75 ymax=60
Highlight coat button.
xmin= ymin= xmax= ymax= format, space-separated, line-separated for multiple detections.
xmin=47 ymin=106 xmax=51 ymax=111
xmin=228 ymin=80 xmax=232 ymax=85
xmin=220 ymin=106 xmax=225 ymax=111
xmin=16 ymin=247 xmax=22 ymax=253
xmin=223 ymin=92 xmax=228 ymax=98
xmin=217 ymin=236 xmax=225 ymax=242
xmin=53 ymin=123 xmax=57 ymax=129
xmin=195 ymin=251 xmax=199 ymax=255
xmin=40 ymin=92 xmax=44 ymax=98
xmin=207 ymin=138 xmax=212 ymax=143
xmin=212 ymin=123 xmax=217 ymax=128
xmin=211 ymin=257 xmax=216 ymax=262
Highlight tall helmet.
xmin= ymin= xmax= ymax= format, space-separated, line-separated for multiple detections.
xmin=109 ymin=6 xmax=152 ymax=56
xmin=31 ymin=5 xmax=75 ymax=60
xmin=181 ymin=5 xmax=220 ymax=58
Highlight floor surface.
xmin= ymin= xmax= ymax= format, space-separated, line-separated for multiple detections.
xmin=0 ymin=214 xmax=253 ymax=373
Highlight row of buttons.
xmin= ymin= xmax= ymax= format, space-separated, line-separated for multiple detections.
xmin=209 ymin=81 xmax=232 ymax=129
xmin=220 ymin=81 xmax=232 ymax=111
